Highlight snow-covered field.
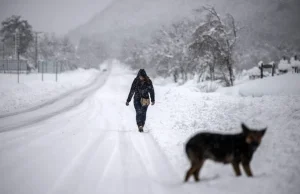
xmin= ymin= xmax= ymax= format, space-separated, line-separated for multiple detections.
xmin=149 ymin=73 xmax=300 ymax=194
xmin=0 ymin=61 xmax=299 ymax=194
xmin=0 ymin=68 xmax=100 ymax=116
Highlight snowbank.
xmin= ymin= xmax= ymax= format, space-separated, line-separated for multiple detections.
xmin=278 ymin=59 xmax=291 ymax=71
xmin=0 ymin=68 xmax=100 ymax=115
xmin=290 ymin=58 xmax=300 ymax=68
xmin=216 ymin=74 xmax=300 ymax=97
xmin=247 ymin=66 xmax=261 ymax=76
xmin=146 ymin=72 xmax=300 ymax=194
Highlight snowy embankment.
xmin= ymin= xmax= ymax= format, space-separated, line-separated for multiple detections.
xmin=147 ymin=73 xmax=300 ymax=193
xmin=0 ymin=68 xmax=100 ymax=116
xmin=216 ymin=73 xmax=300 ymax=97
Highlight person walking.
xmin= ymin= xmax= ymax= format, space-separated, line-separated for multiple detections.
xmin=126 ymin=69 xmax=155 ymax=132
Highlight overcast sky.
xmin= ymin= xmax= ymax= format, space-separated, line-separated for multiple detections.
xmin=0 ymin=0 xmax=113 ymax=35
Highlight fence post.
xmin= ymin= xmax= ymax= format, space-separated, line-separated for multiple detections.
xmin=17 ymin=58 xmax=20 ymax=83
xmin=45 ymin=61 xmax=48 ymax=73
xmin=55 ymin=61 xmax=58 ymax=82
xmin=272 ymin=65 xmax=275 ymax=76
xmin=2 ymin=40 xmax=4 ymax=73
xmin=260 ymin=66 xmax=263 ymax=79
xmin=38 ymin=61 xmax=41 ymax=73
xmin=42 ymin=61 xmax=44 ymax=81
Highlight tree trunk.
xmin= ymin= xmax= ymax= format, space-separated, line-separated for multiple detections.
xmin=209 ymin=64 xmax=215 ymax=81
xmin=184 ymin=72 xmax=188 ymax=81
xmin=227 ymin=61 xmax=234 ymax=86
xmin=173 ymin=70 xmax=178 ymax=83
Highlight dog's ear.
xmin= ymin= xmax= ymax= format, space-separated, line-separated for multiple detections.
xmin=260 ymin=128 xmax=267 ymax=137
xmin=241 ymin=123 xmax=250 ymax=134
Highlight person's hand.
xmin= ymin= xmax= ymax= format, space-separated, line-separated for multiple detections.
xmin=126 ymin=102 xmax=129 ymax=106
xmin=151 ymin=101 xmax=155 ymax=106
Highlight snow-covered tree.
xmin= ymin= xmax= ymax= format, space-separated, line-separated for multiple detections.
xmin=278 ymin=56 xmax=291 ymax=72
xmin=39 ymin=33 xmax=59 ymax=61
xmin=0 ymin=15 xmax=33 ymax=55
xmin=290 ymin=55 xmax=300 ymax=70
xmin=142 ymin=19 xmax=198 ymax=81
xmin=37 ymin=33 xmax=78 ymax=71
xmin=189 ymin=6 xmax=239 ymax=86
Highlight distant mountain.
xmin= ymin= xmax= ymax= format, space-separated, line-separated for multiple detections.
xmin=67 ymin=0 xmax=201 ymax=44
xmin=68 ymin=0 xmax=300 ymax=58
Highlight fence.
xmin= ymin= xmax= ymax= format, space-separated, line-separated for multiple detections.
xmin=0 ymin=59 xmax=72 ymax=83
xmin=37 ymin=60 xmax=76 ymax=82
xmin=0 ymin=59 xmax=30 ymax=74
xmin=37 ymin=61 xmax=73 ymax=73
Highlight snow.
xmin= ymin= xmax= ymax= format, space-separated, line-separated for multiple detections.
xmin=216 ymin=73 xmax=300 ymax=97
xmin=99 ymin=62 xmax=109 ymax=72
xmin=278 ymin=59 xmax=291 ymax=71
xmin=0 ymin=68 xmax=100 ymax=116
xmin=290 ymin=58 xmax=300 ymax=68
xmin=148 ymin=71 xmax=300 ymax=194
xmin=0 ymin=60 xmax=300 ymax=194
xmin=245 ymin=66 xmax=261 ymax=76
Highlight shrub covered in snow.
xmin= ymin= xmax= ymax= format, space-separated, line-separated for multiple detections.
xmin=196 ymin=81 xmax=220 ymax=93
xmin=290 ymin=56 xmax=300 ymax=68
xmin=278 ymin=59 xmax=291 ymax=71
xmin=247 ymin=66 xmax=261 ymax=76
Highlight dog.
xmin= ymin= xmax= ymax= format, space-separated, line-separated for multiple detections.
xmin=184 ymin=123 xmax=267 ymax=182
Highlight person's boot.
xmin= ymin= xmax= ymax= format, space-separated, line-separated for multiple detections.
xmin=138 ymin=126 xmax=144 ymax=132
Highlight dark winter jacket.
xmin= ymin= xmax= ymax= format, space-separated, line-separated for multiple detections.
xmin=126 ymin=69 xmax=155 ymax=103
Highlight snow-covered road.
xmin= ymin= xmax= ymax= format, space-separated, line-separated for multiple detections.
xmin=0 ymin=65 xmax=189 ymax=194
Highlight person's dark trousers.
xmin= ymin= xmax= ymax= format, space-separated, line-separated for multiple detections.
xmin=133 ymin=98 xmax=149 ymax=127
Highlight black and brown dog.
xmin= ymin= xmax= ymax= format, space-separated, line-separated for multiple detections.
xmin=184 ymin=123 xmax=267 ymax=182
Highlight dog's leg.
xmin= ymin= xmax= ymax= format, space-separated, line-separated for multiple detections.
xmin=232 ymin=162 xmax=241 ymax=176
xmin=193 ymin=160 xmax=204 ymax=182
xmin=185 ymin=160 xmax=202 ymax=182
xmin=185 ymin=164 xmax=197 ymax=182
xmin=242 ymin=161 xmax=253 ymax=177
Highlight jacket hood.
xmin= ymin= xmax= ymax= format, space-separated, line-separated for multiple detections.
xmin=137 ymin=69 xmax=147 ymax=77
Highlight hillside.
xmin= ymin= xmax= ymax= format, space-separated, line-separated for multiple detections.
xmin=68 ymin=0 xmax=300 ymax=58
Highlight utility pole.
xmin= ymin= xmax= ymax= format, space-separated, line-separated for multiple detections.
xmin=34 ymin=31 xmax=42 ymax=69
xmin=15 ymin=28 xmax=20 ymax=83
xmin=1 ymin=40 xmax=4 ymax=73
xmin=55 ymin=61 xmax=58 ymax=82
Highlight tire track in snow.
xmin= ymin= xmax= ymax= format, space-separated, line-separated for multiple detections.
xmin=95 ymin=131 xmax=121 ymax=193
xmin=130 ymin=133 xmax=189 ymax=194
xmin=0 ymin=100 xmax=96 ymax=152
xmin=0 ymin=92 xmax=105 ymax=194
xmin=0 ymin=121 xmax=101 ymax=194
xmin=0 ymin=70 xmax=109 ymax=133
xmin=75 ymin=132 xmax=119 ymax=194
xmin=4 ymin=88 xmax=103 ymax=146
xmin=0 ymin=95 xmax=101 ymax=171
xmin=0 ymin=67 xmax=112 ymax=119
xmin=117 ymin=131 xmax=154 ymax=194
xmin=47 ymin=131 xmax=109 ymax=194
